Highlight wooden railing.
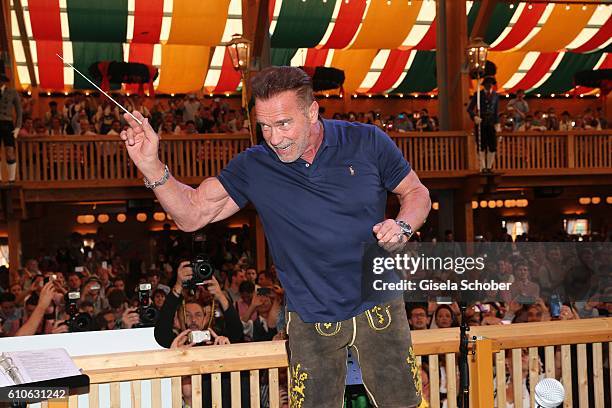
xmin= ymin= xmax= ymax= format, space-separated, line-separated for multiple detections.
xmin=13 ymin=130 xmax=612 ymax=188
xmin=388 ymin=131 xmax=470 ymax=175
xmin=15 ymin=133 xmax=251 ymax=188
xmin=495 ymin=130 xmax=611 ymax=174
xmin=58 ymin=318 xmax=612 ymax=408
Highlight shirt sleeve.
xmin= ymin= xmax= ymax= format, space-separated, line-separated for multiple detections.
xmin=371 ymin=126 xmax=411 ymax=191
xmin=217 ymin=150 xmax=250 ymax=209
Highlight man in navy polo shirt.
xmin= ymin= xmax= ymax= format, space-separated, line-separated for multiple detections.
xmin=120 ymin=66 xmax=430 ymax=408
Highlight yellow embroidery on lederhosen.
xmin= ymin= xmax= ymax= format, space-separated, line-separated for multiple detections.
xmin=365 ymin=305 xmax=392 ymax=330
xmin=290 ymin=363 xmax=308 ymax=408
xmin=406 ymin=346 xmax=422 ymax=397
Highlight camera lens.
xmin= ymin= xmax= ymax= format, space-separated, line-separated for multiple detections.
xmin=197 ymin=262 xmax=214 ymax=280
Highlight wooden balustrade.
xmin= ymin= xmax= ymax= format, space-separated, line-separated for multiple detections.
xmin=13 ymin=130 xmax=611 ymax=189
xmin=388 ymin=131 xmax=470 ymax=176
xmin=49 ymin=318 xmax=612 ymax=408
xmin=495 ymin=130 xmax=611 ymax=174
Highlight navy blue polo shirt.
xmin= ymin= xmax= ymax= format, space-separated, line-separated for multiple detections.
xmin=217 ymin=119 xmax=411 ymax=323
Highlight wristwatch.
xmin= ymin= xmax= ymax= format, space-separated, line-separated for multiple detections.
xmin=395 ymin=220 xmax=414 ymax=240
xmin=143 ymin=164 xmax=170 ymax=189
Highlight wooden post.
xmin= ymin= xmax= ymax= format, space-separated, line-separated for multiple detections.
xmin=469 ymin=338 xmax=495 ymax=408
xmin=8 ymin=217 xmax=22 ymax=274
xmin=567 ymin=132 xmax=575 ymax=168
xmin=436 ymin=0 xmax=469 ymax=132
xmin=255 ymin=214 xmax=266 ymax=272
xmin=453 ymin=198 xmax=474 ymax=242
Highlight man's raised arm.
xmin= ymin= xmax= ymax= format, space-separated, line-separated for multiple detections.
xmin=120 ymin=111 xmax=240 ymax=232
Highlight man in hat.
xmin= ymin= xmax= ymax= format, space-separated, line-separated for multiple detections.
xmin=467 ymin=76 xmax=499 ymax=172
xmin=0 ymin=74 xmax=22 ymax=183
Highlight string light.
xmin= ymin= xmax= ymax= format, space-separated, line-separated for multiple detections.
xmin=527 ymin=3 xmax=533 ymax=10
xmin=565 ymin=5 xmax=570 ymax=10
xmin=408 ymin=1 xmax=412 ymax=5
xmin=384 ymin=94 xmax=389 ymax=98
xmin=550 ymin=93 xmax=555 ymax=97
xmin=399 ymin=93 xmax=404 ymax=98
xmin=581 ymin=5 xmax=587 ymax=11
xmin=536 ymin=93 xmax=541 ymax=98
xmin=509 ymin=3 xmax=514 ymax=9
xmin=46 ymin=92 xmax=51 ymax=96
xmin=368 ymin=94 xmax=372 ymax=98
xmin=387 ymin=0 xmax=391 ymax=5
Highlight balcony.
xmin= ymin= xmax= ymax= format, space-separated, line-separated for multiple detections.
xmin=9 ymin=130 xmax=611 ymax=200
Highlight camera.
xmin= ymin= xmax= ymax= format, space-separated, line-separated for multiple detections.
xmin=182 ymin=254 xmax=214 ymax=289
xmin=257 ymin=287 xmax=272 ymax=296
xmin=64 ymin=291 xmax=93 ymax=332
xmin=136 ymin=283 xmax=158 ymax=327
xmin=188 ymin=330 xmax=211 ymax=344
xmin=43 ymin=274 xmax=57 ymax=285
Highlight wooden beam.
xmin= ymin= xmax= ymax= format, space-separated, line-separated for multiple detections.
xmin=242 ymin=0 xmax=271 ymax=69
xmin=12 ymin=0 xmax=37 ymax=87
xmin=8 ymin=216 xmax=21 ymax=272
xmin=470 ymin=0 xmax=498 ymax=42
xmin=436 ymin=0 xmax=470 ymax=132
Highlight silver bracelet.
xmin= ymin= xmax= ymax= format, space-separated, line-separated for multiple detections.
xmin=143 ymin=164 xmax=170 ymax=189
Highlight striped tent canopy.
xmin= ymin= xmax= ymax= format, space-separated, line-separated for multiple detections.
xmin=9 ymin=0 xmax=612 ymax=96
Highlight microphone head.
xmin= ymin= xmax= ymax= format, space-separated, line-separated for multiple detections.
xmin=535 ymin=378 xmax=565 ymax=408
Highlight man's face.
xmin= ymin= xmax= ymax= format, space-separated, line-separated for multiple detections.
xmin=26 ymin=260 xmax=38 ymax=273
xmin=527 ymin=306 xmax=542 ymax=322
xmin=114 ymin=280 xmax=125 ymax=292
xmin=112 ymin=121 xmax=121 ymax=132
xmin=516 ymin=265 xmax=529 ymax=281
xmin=153 ymin=292 xmax=166 ymax=308
xmin=10 ymin=284 xmax=22 ymax=298
xmin=409 ymin=308 xmax=428 ymax=330
xmin=68 ymin=274 xmax=81 ymax=290
xmin=246 ymin=268 xmax=257 ymax=283
xmin=103 ymin=312 xmax=116 ymax=330
xmin=1 ymin=301 xmax=15 ymax=317
xmin=185 ymin=303 xmax=210 ymax=330
xmin=256 ymin=295 xmax=273 ymax=314
xmin=255 ymin=90 xmax=317 ymax=163
xmin=148 ymin=275 xmax=160 ymax=287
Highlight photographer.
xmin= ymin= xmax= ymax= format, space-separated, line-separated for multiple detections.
xmin=15 ymin=282 xmax=68 ymax=336
xmin=154 ymin=261 xmax=243 ymax=347
xmin=154 ymin=261 xmax=248 ymax=408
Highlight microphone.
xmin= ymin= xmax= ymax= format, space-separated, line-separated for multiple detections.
xmin=534 ymin=378 xmax=565 ymax=408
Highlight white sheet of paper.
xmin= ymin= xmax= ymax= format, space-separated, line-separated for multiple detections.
xmin=4 ymin=348 xmax=81 ymax=384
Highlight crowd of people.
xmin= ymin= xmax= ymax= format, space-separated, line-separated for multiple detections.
xmin=17 ymin=93 xmax=250 ymax=137
xmin=501 ymin=90 xmax=608 ymax=132
xmin=0 ymin=223 xmax=609 ymax=407
xmin=17 ymin=91 xmax=607 ymax=138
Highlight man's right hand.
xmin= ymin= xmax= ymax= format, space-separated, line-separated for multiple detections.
xmin=173 ymin=261 xmax=193 ymax=294
xmin=120 ymin=111 xmax=164 ymax=180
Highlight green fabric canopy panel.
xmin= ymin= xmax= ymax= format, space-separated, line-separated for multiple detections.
xmin=529 ymin=52 xmax=603 ymax=94
xmin=271 ymin=0 xmax=336 ymax=48
xmin=484 ymin=3 xmax=517 ymax=45
xmin=72 ymin=42 xmax=124 ymax=90
xmin=392 ymin=51 xmax=437 ymax=94
xmin=467 ymin=1 xmax=481 ymax=37
xmin=271 ymin=48 xmax=298 ymax=66
xmin=67 ymin=0 xmax=128 ymax=42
